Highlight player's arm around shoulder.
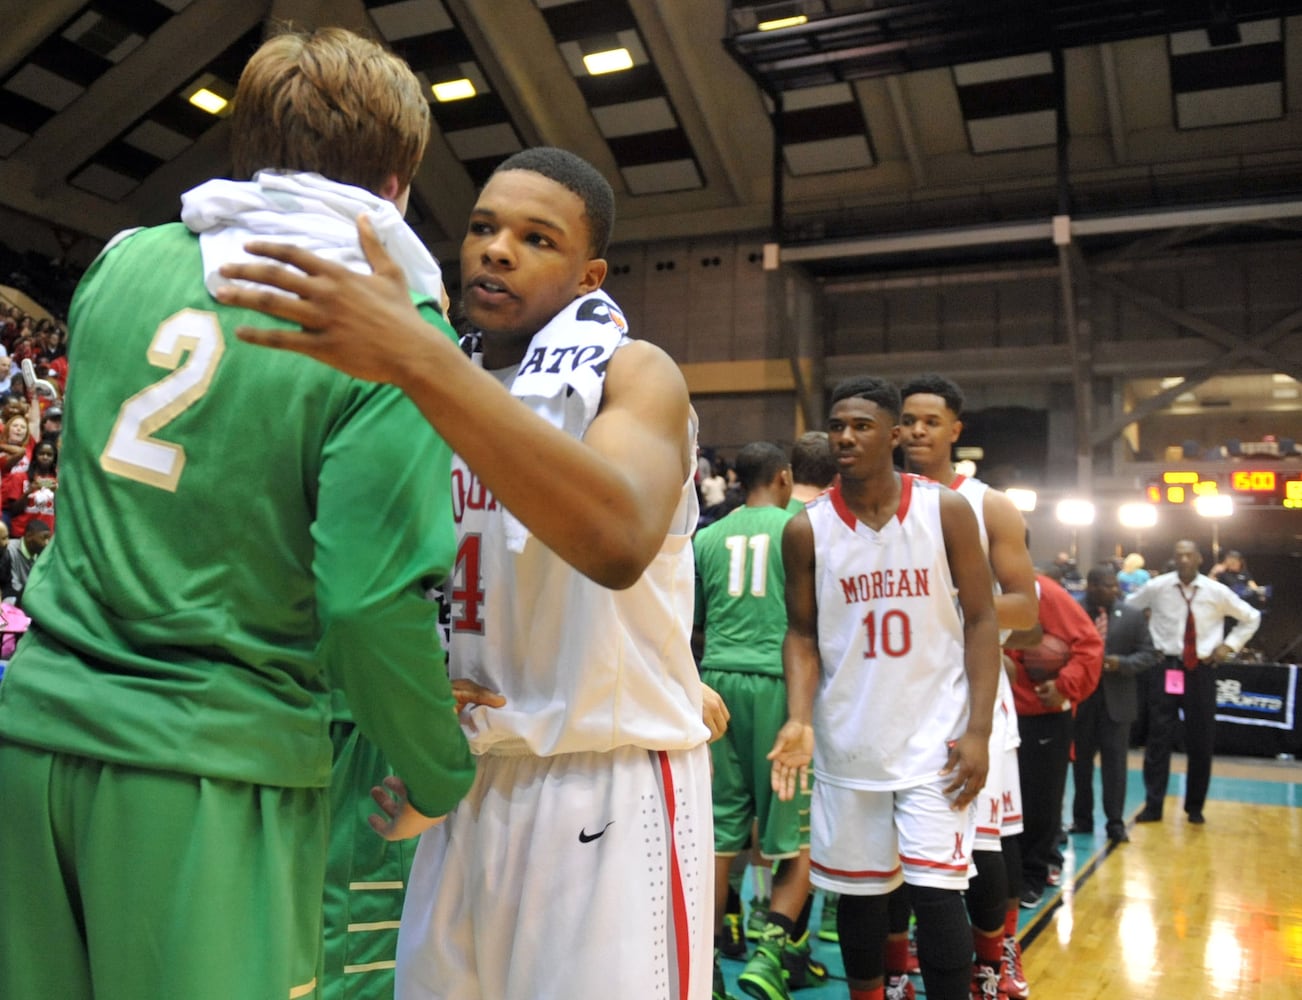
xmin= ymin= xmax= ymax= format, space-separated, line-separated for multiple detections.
xmin=983 ymin=488 xmax=1039 ymax=631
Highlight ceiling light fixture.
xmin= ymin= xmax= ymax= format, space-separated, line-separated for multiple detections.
xmin=432 ymin=78 xmax=476 ymax=102
xmin=758 ymin=15 xmax=808 ymax=31
xmin=583 ymin=47 xmax=633 ymax=75
xmin=188 ymin=88 xmax=227 ymax=115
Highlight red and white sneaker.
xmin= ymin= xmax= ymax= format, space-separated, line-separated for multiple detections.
xmin=885 ymin=973 xmax=916 ymax=1000
xmin=971 ymin=963 xmax=1004 ymax=1000
xmin=1000 ymin=935 xmax=1029 ymax=1000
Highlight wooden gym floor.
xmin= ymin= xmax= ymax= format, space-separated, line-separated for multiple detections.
xmin=719 ymin=751 xmax=1302 ymax=998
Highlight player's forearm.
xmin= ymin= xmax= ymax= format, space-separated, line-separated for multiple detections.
xmin=962 ymin=619 xmax=1000 ymax=738
xmin=993 ymin=592 xmax=1039 ymax=632
xmin=328 ymin=601 xmax=475 ymax=817
xmin=782 ymin=632 xmax=820 ymax=725
xmin=394 ymin=332 xmax=677 ymax=589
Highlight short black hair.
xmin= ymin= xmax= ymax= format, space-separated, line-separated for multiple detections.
xmin=492 ymin=147 xmax=615 ymax=258
xmin=790 ymin=431 xmax=836 ymax=488
xmin=899 ymin=373 xmax=964 ymax=417
xmin=734 ymin=441 xmax=789 ymax=492
xmin=830 ymin=376 xmax=901 ymax=420
xmin=24 ymin=519 xmax=51 ymax=537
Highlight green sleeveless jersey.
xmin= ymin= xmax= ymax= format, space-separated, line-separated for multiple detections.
xmin=0 ymin=223 xmax=472 ymax=816
xmin=693 ymin=504 xmax=793 ymax=676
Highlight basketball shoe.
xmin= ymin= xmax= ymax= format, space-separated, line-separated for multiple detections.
xmin=1000 ymin=935 xmax=1029 ymax=1000
xmin=885 ymin=973 xmax=916 ymax=1000
xmin=738 ymin=924 xmax=792 ymax=1000
xmin=780 ymin=931 xmax=828 ymax=989
xmin=719 ymin=912 xmax=747 ymax=959
xmin=971 ymin=962 xmax=1003 ymax=1000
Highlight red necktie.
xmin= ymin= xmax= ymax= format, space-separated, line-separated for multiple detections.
xmin=1182 ymin=599 xmax=1198 ymax=670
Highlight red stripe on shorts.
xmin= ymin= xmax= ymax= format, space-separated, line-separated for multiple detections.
xmin=811 ymin=858 xmax=903 ymax=879
xmin=900 ymin=853 xmax=969 ymax=872
xmin=658 ymin=750 xmax=691 ymax=1000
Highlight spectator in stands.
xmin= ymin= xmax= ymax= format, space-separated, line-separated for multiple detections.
xmin=3 ymin=518 xmax=50 ymax=603
xmin=1116 ymin=552 xmax=1150 ymax=596
xmin=0 ymin=414 xmax=35 ymax=475
xmin=5 ymin=439 xmax=56 ymax=537
xmin=1209 ymin=551 xmax=1267 ymax=608
xmin=39 ymin=406 xmax=61 ymax=449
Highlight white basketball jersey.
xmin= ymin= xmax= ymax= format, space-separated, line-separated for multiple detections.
xmin=952 ymin=474 xmax=1021 ymax=752
xmin=807 ymin=474 xmax=969 ymax=790
xmin=446 ymin=354 xmax=708 ymax=758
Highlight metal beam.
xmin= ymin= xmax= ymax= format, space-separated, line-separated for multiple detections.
xmin=1090 ymin=306 xmax=1302 ymax=445
xmin=778 ymin=200 xmax=1302 ymax=263
xmin=1098 ymin=43 xmax=1127 ymax=164
xmin=885 ymin=76 xmax=926 ymax=188
xmin=1089 ymin=269 xmax=1297 ymax=377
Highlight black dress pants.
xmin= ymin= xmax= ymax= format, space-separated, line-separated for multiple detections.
xmin=1142 ymin=657 xmax=1218 ymax=816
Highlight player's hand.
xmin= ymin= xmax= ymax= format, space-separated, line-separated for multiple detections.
xmin=940 ymin=733 xmax=989 ymax=810
xmin=1034 ymin=678 xmax=1067 ymax=710
xmin=700 ymin=683 xmax=730 ymax=742
xmin=216 ymin=214 xmax=441 ymax=385
xmin=368 ymin=775 xmax=446 ymax=841
xmin=451 ymin=679 xmax=506 ymax=715
xmin=1211 ymin=643 xmax=1234 ymax=665
xmin=767 ymin=720 xmax=814 ymax=802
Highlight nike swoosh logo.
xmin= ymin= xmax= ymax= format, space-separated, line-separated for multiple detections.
xmin=1038 ymin=737 xmax=1052 ymax=745
xmin=578 ymin=821 xmax=615 ymax=843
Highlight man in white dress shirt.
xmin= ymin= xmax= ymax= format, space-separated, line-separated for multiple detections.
xmin=1126 ymin=538 xmax=1261 ymax=825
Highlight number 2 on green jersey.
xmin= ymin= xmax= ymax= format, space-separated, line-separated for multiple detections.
xmin=100 ymin=309 xmax=224 ymax=492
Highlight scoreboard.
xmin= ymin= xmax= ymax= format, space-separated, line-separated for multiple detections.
xmin=1146 ymin=469 xmax=1302 ymax=508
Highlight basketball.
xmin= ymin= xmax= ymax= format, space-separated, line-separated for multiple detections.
xmin=1021 ymin=634 xmax=1072 ymax=682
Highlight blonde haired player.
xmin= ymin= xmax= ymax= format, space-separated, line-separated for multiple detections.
xmin=0 ymin=27 xmax=474 ymax=1000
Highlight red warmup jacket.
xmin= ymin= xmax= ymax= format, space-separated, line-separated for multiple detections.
xmin=1010 ymin=574 xmax=1103 ymax=716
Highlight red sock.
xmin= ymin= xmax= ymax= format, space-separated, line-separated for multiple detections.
xmin=885 ymin=934 xmax=910 ymax=975
xmin=1004 ymin=905 xmax=1019 ymax=937
xmin=975 ymin=931 xmax=1003 ymax=966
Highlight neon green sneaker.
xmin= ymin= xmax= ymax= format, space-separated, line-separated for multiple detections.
xmin=745 ymin=896 xmax=770 ymax=940
xmin=781 ymin=930 xmax=829 ymax=989
xmin=817 ymin=892 xmax=839 ymax=942
xmin=737 ymin=924 xmax=792 ymax=1000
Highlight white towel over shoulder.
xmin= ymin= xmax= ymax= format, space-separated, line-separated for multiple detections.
xmin=180 ymin=170 xmax=443 ymax=303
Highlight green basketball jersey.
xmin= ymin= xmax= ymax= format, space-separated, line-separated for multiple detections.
xmin=693 ymin=504 xmax=792 ymax=676
xmin=0 ymin=223 xmax=472 ymax=817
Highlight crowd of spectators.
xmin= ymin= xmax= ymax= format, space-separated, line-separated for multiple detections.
xmin=0 ymin=292 xmax=68 ymax=604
